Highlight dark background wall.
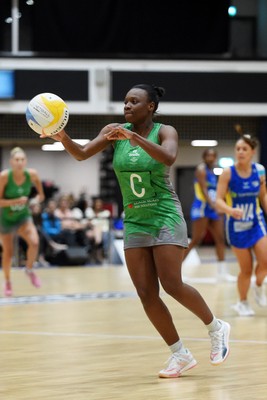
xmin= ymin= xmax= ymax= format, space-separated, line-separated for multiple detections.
xmin=0 ymin=0 xmax=230 ymax=57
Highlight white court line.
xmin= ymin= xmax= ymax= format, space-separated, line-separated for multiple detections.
xmin=0 ymin=330 xmax=267 ymax=345
xmin=183 ymin=275 xmax=267 ymax=284
xmin=183 ymin=276 xmax=237 ymax=284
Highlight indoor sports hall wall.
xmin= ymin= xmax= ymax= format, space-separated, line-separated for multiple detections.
xmin=0 ymin=141 xmax=260 ymax=202
xmin=0 ymin=58 xmax=267 ymax=201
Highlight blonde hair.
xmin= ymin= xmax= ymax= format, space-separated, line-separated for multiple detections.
xmin=10 ymin=147 xmax=26 ymax=158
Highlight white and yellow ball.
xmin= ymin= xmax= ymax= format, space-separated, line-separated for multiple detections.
xmin=26 ymin=92 xmax=69 ymax=136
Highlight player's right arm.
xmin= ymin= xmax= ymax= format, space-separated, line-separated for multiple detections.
xmin=195 ymin=164 xmax=215 ymax=208
xmin=0 ymin=171 xmax=28 ymax=207
xmin=42 ymin=123 xmax=122 ymax=161
xmin=216 ymin=168 xmax=243 ymax=219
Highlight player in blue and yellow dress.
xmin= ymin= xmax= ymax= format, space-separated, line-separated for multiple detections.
xmin=216 ymin=134 xmax=267 ymax=316
xmin=183 ymin=149 xmax=227 ymax=280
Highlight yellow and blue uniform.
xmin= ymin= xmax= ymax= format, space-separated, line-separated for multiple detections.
xmin=190 ymin=164 xmax=219 ymax=220
xmin=225 ymin=163 xmax=267 ymax=248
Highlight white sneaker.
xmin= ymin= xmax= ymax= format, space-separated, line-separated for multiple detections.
xmin=158 ymin=349 xmax=197 ymax=378
xmin=209 ymin=320 xmax=231 ymax=366
xmin=217 ymin=273 xmax=237 ymax=283
xmin=253 ymin=283 xmax=267 ymax=307
xmin=225 ymin=274 xmax=237 ymax=283
xmin=231 ymin=301 xmax=255 ymax=316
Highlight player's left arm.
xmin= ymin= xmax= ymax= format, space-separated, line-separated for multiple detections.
xmin=105 ymin=124 xmax=178 ymax=166
xmin=29 ymin=168 xmax=45 ymax=203
xmin=255 ymin=163 xmax=267 ymax=214
xmin=195 ymin=165 xmax=215 ymax=209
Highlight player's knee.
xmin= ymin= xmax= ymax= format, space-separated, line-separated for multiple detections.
xmin=190 ymin=235 xmax=204 ymax=245
xmin=28 ymin=236 xmax=39 ymax=250
xmin=160 ymin=279 xmax=183 ymax=299
xmin=136 ymin=286 xmax=159 ymax=305
xmin=240 ymin=269 xmax=253 ymax=278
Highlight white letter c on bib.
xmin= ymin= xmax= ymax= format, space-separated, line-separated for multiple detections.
xmin=130 ymin=173 xmax=145 ymax=198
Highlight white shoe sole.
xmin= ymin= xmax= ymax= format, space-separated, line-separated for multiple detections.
xmin=158 ymin=359 xmax=197 ymax=378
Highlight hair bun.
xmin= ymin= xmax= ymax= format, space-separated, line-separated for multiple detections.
xmin=234 ymin=124 xmax=243 ymax=135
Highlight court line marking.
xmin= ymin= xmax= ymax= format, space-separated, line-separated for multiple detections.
xmin=183 ymin=276 xmax=237 ymax=284
xmin=183 ymin=275 xmax=267 ymax=284
xmin=0 ymin=330 xmax=266 ymax=345
xmin=0 ymin=291 xmax=137 ymax=306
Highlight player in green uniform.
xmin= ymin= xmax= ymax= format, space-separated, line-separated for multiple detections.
xmin=41 ymin=84 xmax=230 ymax=378
xmin=0 ymin=147 xmax=45 ymax=296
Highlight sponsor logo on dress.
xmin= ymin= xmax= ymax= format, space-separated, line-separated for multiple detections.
xmin=252 ymin=180 xmax=259 ymax=187
xmin=128 ymin=149 xmax=140 ymax=163
xmin=17 ymin=187 xmax=24 ymax=195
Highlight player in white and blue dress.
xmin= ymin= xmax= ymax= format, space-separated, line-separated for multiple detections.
xmin=216 ymin=135 xmax=267 ymax=316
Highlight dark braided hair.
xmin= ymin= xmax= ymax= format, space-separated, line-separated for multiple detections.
xmin=132 ymin=84 xmax=165 ymax=113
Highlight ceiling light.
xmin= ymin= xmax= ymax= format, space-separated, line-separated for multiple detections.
xmin=228 ymin=6 xmax=237 ymax=17
xmin=42 ymin=143 xmax=64 ymax=151
xmin=191 ymin=140 xmax=218 ymax=147
xmin=41 ymin=139 xmax=89 ymax=151
xmin=218 ymin=157 xmax=234 ymax=168
xmin=73 ymin=139 xmax=90 ymax=145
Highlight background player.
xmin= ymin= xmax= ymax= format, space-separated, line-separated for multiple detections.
xmin=216 ymin=134 xmax=267 ymax=316
xmin=183 ymin=148 xmax=229 ymax=280
xmin=0 ymin=147 xmax=44 ymax=296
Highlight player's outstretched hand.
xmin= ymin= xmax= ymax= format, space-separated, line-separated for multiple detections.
xmin=40 ymin=129 xmax=66 ymax=141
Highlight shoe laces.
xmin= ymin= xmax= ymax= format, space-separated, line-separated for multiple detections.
xmin=165 ymin=352 xmax=188 ymax=369
xmin=210 ymin=329 xmax=223 ymax=352
xmin=165 ymin=355 xmax=178 ymax=370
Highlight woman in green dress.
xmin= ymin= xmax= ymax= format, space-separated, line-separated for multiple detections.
xmin=0 ymin=147 xmax=44 ymax=296
xmin=40 ymin=84 xmax=230 ymax=378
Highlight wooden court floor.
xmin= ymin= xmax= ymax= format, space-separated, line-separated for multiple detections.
xmin=0 ymin=251 xmax=267 ymax=400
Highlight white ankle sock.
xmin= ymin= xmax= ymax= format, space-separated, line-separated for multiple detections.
xmin=206 ymin=316 xmax=222 ymax=332
xmin=169 ymin=339 xmax=186 ymax=354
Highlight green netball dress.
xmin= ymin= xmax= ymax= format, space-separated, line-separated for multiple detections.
xmin=113 ymin=122 xmax=189 ymax=249
xmin=0 ymin=169 xmax=32 ymax=233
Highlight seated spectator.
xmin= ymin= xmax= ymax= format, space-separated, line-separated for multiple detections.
xmin=42 ymin=199 xmax=65 ymax=243
xmin=30 ymin=200 xmax=67 ymax=266
xmin=84 ymin=197 xmax=111 ymax=262
xmin=54 ymin=195 xmax=87 ymax=246
xmin=75 ymin=191 xmax=89 ymax=215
